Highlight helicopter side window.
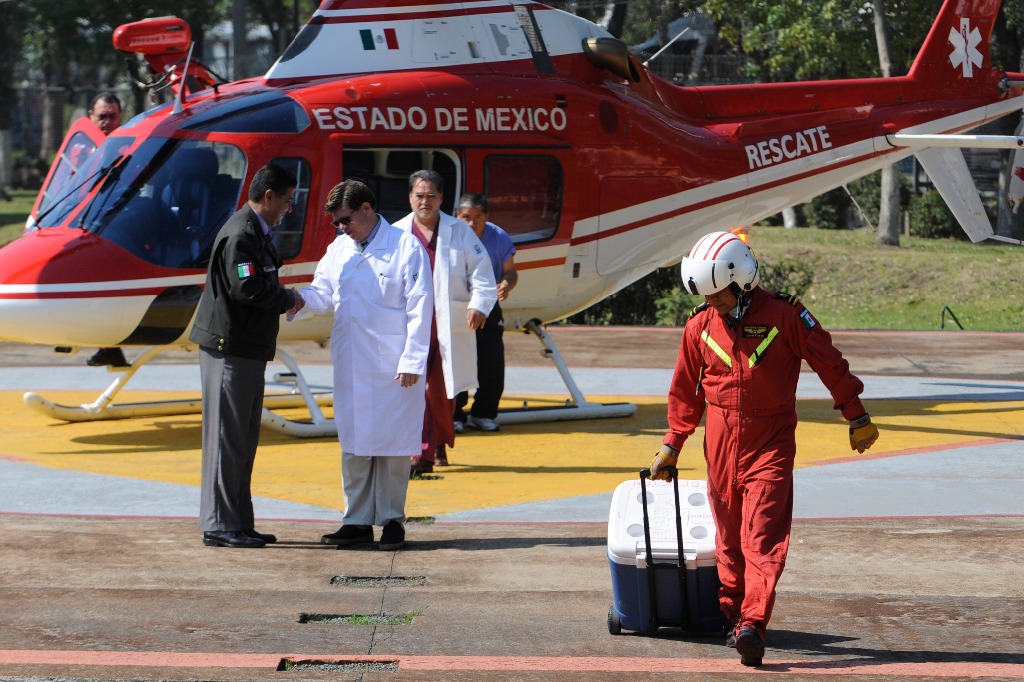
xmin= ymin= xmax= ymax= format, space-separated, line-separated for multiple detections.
xmin=267 ymin=157 xmax=310 ymax=260
xmin=84 ymin=139 xmax=246 ymax=269
xmin=483 ymin=155 xmax=562 ymax=244
xmin=36 ymin=132 xmax=97 ymax=218
xmin=342 ymin=148 xmax=460 ymax=224
xmin=161 ymin=143 xmax=247 ymax=268
xmin=181 ymin=90 xmax=310 ymax=134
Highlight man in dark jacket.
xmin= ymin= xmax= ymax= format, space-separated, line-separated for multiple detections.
xmin=189 ymin=164 xmax=304 ymax=548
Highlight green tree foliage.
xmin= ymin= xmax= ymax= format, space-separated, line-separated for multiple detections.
xmin=908 ymin=191 xmax=965 ymax=240
xmin=247 ymin=0 xmax=321 ymax=55
xmin=565 ymin=255 xmax=816 ymax=326
xmin=617 ymin=0 xmax=699 ymax=47
xmin=701 ymin=0 xmax=937 ymax=81
xmin=565 ymin=267 xmax=682 ymax=325
xmin=17 ymin=1 xmax=227 ymax=84
xmin=1002 ymin=0 xmax=1024 ymax=37
xmin=0 ymin=2 xmax=29 ymax=129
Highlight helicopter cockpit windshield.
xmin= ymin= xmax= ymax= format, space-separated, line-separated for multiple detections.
xmin=70 ymin=138 xmax=247 ymax=269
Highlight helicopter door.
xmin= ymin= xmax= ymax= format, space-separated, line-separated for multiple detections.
xmin=29 ymin=116 xmax=107 ymax=226
xmin=340 ymin=147 xmax=460 ymax=224
xmin=596 ymin=175 xmax=676 ymax=276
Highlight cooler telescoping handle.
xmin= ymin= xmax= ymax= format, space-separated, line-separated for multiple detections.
xmin=638 ymin=466 xmax=689 ymax=631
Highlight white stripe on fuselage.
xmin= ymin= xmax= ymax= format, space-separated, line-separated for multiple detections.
xmin=266 ymin=2 xmax=608 ymax=79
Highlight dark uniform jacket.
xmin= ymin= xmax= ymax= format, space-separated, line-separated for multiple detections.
xmin=189 ymin=205 xmax=294 ymax=361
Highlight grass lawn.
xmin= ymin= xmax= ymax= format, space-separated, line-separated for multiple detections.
xmin=750 ymin=225 xmax=1024 ymax=331
xmin=0 ymin=188 xmax=34 ymax=245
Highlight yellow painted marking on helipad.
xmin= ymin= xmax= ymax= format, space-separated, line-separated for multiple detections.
xmin=2 ymin=391 xmax=1021 ymax=517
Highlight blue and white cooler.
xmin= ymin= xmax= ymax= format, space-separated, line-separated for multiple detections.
xmin=607 ymin=476 xmax=725 ymax=635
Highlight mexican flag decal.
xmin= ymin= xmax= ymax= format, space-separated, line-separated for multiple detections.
xmin=360 ymin=27 xmax=399 ymax=50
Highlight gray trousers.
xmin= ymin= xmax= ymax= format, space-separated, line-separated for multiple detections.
xmin=199 ymin=347 xmax=266 ymax=532
xmin=341 ymin=453 xmax=409 ymax=527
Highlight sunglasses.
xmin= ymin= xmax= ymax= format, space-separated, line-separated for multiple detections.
xmin=332 ymin=215 xmax=352 ymax=228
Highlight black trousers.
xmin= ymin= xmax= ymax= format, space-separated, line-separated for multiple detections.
xmin=455 ymin=303 xmax=505 ymax=421
xmin=198 ymin=347 xmax=266 ymax=532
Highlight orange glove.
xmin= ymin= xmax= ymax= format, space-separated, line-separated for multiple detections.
xmin=849 ymin=414 xmax=879 ymax=453
xmin=649 ymin=444 xmax=679 ymax=481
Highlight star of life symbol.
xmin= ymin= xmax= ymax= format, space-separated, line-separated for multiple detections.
xmin=949 ymin=17 xmax=983 ymax=78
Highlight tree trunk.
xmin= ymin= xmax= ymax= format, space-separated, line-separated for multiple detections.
xmin=872 ymin=1 xmax=892 ymax=78
xmin=876 ymin=165 xmax=901 ymax=245
xmin=782 ymin=207 xmax=798 ymax=228
xmin=606 ymin=1 xmax=627 ymax=38
xmin=0 ymin=129 xmax=12 ymax=197
xmin=873 ymin=0 xmax=900 ymax=245
xmin=232 ymin=0 xmax=249 ymax=81
xmin=994 ymin=19 xmax=1024 ymax=242
xmin=40 ymin=85 xmax=67 ymax=164
xmin=997 ymin=116 xmax=1024 ymax=242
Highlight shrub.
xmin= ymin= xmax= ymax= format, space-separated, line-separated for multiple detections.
xmin=803 ymin=187 xmax=850 ymax=229
xmin=563 ymin=267 xmax=680 ymax=326
xmin=758 ymin=257 xmax=814 ymax=296
xmin=908 ymin=190 xmax=964 ymax=240
xmin=586 ymin=256 xmax=819 ymax=327
xmin=655 ymin=286 xmax=703 ymax=326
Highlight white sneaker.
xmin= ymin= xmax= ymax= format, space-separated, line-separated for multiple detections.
xmin=453 ymin=420 xmax=464 ymax=434
xmin=467 ymin=415 xmax=500 ymax=431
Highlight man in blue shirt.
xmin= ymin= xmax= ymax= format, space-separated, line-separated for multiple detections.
xmin=453 ymin=193 xmax=518 ymax=432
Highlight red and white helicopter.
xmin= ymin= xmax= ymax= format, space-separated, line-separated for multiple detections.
xmin=1 ymin=0 xmax=1022 ymax=436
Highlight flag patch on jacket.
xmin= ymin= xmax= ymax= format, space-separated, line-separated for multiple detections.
xmin=360 ymin=28 xmax=399 ymax=50
xmin=237 ymin=262 xmax=254 ymax=279
xmin=800 ymin=309 xmax=817 ymax=329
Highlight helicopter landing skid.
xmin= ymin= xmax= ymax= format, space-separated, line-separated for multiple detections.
xmin=494 ymin=320 xmax=638 ymax=426
xmin=22 ymin=324 xmax=636 ymax=436
xmin=22 ymin=346 xmax=333 ymax=432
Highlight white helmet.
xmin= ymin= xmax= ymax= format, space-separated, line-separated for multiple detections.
xmin=680 ymin=231 xmax=759 ymax=296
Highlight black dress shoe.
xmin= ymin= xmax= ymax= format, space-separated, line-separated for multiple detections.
xmin=378 ymin=520 xmax=405 ymax=550
xmin=203 ymin=530 xmax=265 ymax=548
xmin=320 ymin=525 xmax=373 ymax=546
xmin=245 ymin=529 xmax=277 ymax=543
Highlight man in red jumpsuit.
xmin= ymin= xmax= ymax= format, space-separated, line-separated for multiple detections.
xmin=650 ymin=231 xmax=879 ymax=667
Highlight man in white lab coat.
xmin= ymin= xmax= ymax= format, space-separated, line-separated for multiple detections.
xmin=394 ymin=170 xmax=497 ymax=474
xmin=293 ymin=180 xmax=433 ymax=551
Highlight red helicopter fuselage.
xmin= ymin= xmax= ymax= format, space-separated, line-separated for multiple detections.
xmin=0 ymin=0 xmax=1020 ymax=349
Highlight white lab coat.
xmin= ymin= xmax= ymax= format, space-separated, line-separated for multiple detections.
xmin=294 ymin=217 xmax=433 ymax=456
xmin=394 ymin=211 xmax=497 ymax=398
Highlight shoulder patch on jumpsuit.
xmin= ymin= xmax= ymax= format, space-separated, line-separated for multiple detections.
xmin=774 ymin=291 xmax=801 ymax=306
xmin=774 ymin=291 xmax=818 ymax=329
xmin=685 ymin=301 xmax=709 ymax=323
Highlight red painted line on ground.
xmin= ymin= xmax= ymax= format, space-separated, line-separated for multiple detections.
xmin=1 ymin=651 xmax=1021 ymax=677
xmin=0 ymin=453 xmax=31 ymax=462
xmin=802 ymin=437 xmax=1019 ymax=468
xmin=0 ymin=650 xmax=280 ymax=668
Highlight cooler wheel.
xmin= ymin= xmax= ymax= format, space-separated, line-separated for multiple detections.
xmin=607 ymin=605 xmax=621 ymax=635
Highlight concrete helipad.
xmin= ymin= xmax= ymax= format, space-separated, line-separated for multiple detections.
xmin=0 ymin=328 xmax=1022 ymax=681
